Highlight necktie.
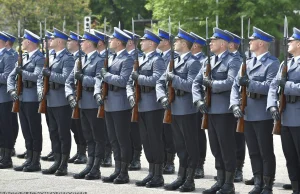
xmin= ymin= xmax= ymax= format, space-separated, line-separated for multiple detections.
xmin=290 ymin=58 xmax=295 ymax=68
xmin=178 ymin=56 xmax=181 ymax=62
xmin=112 ymin=53 xmax=117 ymax=61
xmin=53 ymin=53 xmax=56 ymax=59
xmin=143 ymin=54 xmax=146 ymax=60
xmin=160 ymin=52 xmax=163 ymax=57
xmin=215 ymin=55 xmax=218 ymax=65
xmin=26 ymin=53 xmax=29 ymax=60
xmin=84 ymin=54 xmax=88 ymax=63
xmin=253 ymin=57 xmax=257 ymax=65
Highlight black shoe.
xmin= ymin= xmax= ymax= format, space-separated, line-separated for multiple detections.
xmin=283 ymin=184 xmax=292 ymax=190
xmin=136 ymin=163 xmax=154 ymax=187
xmin=74 ymin=157 xmax=94 ymax=179
xmin=47 ymin=153 xmax=55 ymax=161
xmin=74 ymin=145 xmax=87 ymax=164
xmin=291 ymin=181 xmax=299 ymax=194
xmin=102 ymin=161 xmax=121 ymax=183
xmin=114 ymin=162 xmax=130 ymax=184
xmin=55 ymin=154 xmax=69 ymax=176
xmin=245 ymin=177 xmax=255 ymax=185
xmin=203 ymin=170 xmax=225 ymax=194
xmin=68 ymin=153 xmax=78 ymax=163
xmin=146 ymin=164 xmax=164 ymax=188
xmin=260 ymin=176 xmax=274 ymax=194
xmin=101 ymin=153 xmax=112 ymax=167
xmin=14 ymin=150 xmax=33 ymax=171
xmin=128 ymin=150 xmax=141 ymax=171
xmin=85 ymin=157 xmax=101 ymax=180
xmin=42 ymin=153 xmax=61 ymax=175
xmin=16 ymin=151 xmax=27 ymax=159
xmin=179 ymin=168 xmax=196 ymax=192
xmin=23 ymin=151 xmax=41 ymax=172
xmin=0 ymin=149 xmax=13 ymax=169
xmin=195 ymin=166 xmax=204 ymax=179
xmin=163 ymin=152 xmax=175 ymax=174
xmin=41 ymin=151 xmax=53 ymax=161
xmin=216 ymin=171 xmax=235 ymax=194
xmin=11 ymin=148 xmax=16 ymax=157
xmin=0 ymin=148 xmax=5 ymax=162
xmin=248 ymin=175 xmax=263 ymax=194
xmin=234 ymin=160 xmax=243 ymax=183
xmin=164 ymin=166 xmax=186 ymax=190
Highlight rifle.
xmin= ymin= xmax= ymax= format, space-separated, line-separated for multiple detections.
xmin=272 ymin=16 xmax=288 ymax=135
xmin=71 ymin=22 xmax=82 ymax=119
xmin=12 ymin=20 xmax=23 ymax=113
xmin=97 ymin=17 xmax=108 ymax=118
xmin=38 ymin=20 xmax=49 ymax=114
xmin=236 ymin=16 xmax=247 ymax=133
xmin=201 ymin=17 xmax=211 ymax=130
xmin=131 ymin=18 xmax=140 ymax=122
xmin=163 ymin=16 xmax=175 ymax=124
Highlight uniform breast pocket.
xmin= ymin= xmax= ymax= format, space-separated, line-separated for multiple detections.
xmin=251 ymin=73 xmax=265 ymax=81
xmin=140 ymin=64 xmax=152 ymax=76
xmin=109 ymin=65 xmax=121 ymax=75
xmin=25 ymin=64 xmax=35 ymax=72
xmin=175 ymin=67 xmax=188 ymax=78
xmin=214 ymin=66 xmax=228 ymax=80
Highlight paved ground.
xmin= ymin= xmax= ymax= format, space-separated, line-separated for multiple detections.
xmin=0 ymin=116 xmax=292 ymax=194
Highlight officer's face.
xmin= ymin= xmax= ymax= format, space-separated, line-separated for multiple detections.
xmin=140 ymin=39 xmax=152 ymax=52
xmin=50 ymin=38 xmax=57 ymax=48
xmin=21 ymin=39 xmax=29 ymax=50
xmin=158 ymin=39 xmax=167 ymax=50
xmin=109 ymin=37 xmax=118 ymax=50
xmin=210 ymin=39 xmax=222 ymax=53
xmin=81 ymin=40 xmax=90 ymax=53
xmin=67 ymin=40 xmax=77 ymax=50
xmin=249 ymin=39 xmax=260 ymax=52
xmin=174 ymin=39 xmax=183 ymax=52
xmin=288 ymin=40 xmax=300 ymax=54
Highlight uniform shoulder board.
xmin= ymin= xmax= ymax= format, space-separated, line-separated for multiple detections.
xmin=268 ymin=55 xmax=278 ymax=61
xmin=190 ymin=54 xmax=198 ymax=60
xmin=4 ymin=49 xmax=13 ymax=56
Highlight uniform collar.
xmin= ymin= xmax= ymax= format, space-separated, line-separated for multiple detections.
xmin=256 ymin=52 xmax=268 ymax=61
xmin=194 ymin=51 xmax=203 ymax=56
xmin=293 ymin=55 xmax=300 ymax=62
xmin=28 ymin=48 xmax=39 ymax=59
xmin=116 ymin=49 xmax=125 ymax=56
xmin=217 ymin=50 xmax=226 ymax=59
xmin=87 ymin=50 xmax=97 ymax=59
xmin=73 ymin=50 xmax=79 ymax=56
xmin=55 ymin=48 xmax=66 ymax=57
xmin=0 ymin=47 xmax=5 ymax=54
xmin=145 ymin=51 xmax=154 ymax=58
xmin=128 ymin=49 xmax=135 ymax=55
xmin=180 ymin=51 xmax=190 ymax=59
xmin=163 ymin=49 xmax=171 ymax=56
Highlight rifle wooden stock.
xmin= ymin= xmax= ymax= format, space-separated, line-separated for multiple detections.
xmin=12 ymin=40 xmax=23 ymax=113
xmin=131 ymin=59 xmax=140 ymax=122
xmin=163 ymin=59 xmax=175 ymax=124
xmin=72 ymin=60 xmax=82 ymax=119
xmin=97 ymin=57 xmax=108 ymax=118
xmin=201 ymin=63 xmax=211 ymax=130
xmin=236 ymin=63 xmax=247 ymax=133
xmin=38 ymin=56 xmax=49 ymax=114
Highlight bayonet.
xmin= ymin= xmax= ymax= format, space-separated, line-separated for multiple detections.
xmin=118 ymin=21 xmax=121 ymax=29
xmin=18 ymin=20 xmax=20 ymax=38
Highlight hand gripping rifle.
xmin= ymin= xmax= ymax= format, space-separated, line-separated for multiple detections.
xmin=97 ymin=18 xmax=108 ymax=118
xmin=71 ymin=22 xmax=83 ymax=119
xmin=131 ymin=18 xmax=140 ymax=122
xmin=272 ymin=16 xmax=288 ymax=135
xmin=201 ymin=17 xmax=211 ymax=130
xmin=236 ymin=16 xmax=247 ymax=133
xmin=163 ymin=16 xmax=175 ymax=124
xmin=38 ymin=20 xmax=49 ymax=114
xmin=12 ymin=20 xmax=23 ymax=113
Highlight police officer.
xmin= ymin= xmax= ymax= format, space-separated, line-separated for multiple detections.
xmin=3 ymin=32 xmax=19 ymax=157
xmin=7 ymin=30 xmax=44 ymax=172
xmin=193 ymin=28 xmax=241 ymax=194
xmin=267 ymin=28 xmax=300 ymax=194
xmin=157 ymin=28 xmax=200 ymax=192
xmin=39 ymin=28 xmax=74 ymax=176
xmin=230 ymin=27 xmax=279 ymax=194
xmin=157 ymin=28 xmax=177 ymax=175
xmin=93 ymin=29 xmax=113 ymax=167
xmin=66 ymin=31 xmax=87 ymax=164
xmin=40 ymin=30 xmax=55 ymax=162
xmin=0 ymin=32 xmax=16 ymax=169
xmin=224 ymin=30 xmax=245 ymax=183
xmin=94 ymin=27 xmax=133 ymax=184
xmin=190 ymin=31 xmax=207 ymax=179
xmin=123 ymin=29 xmax=143 ymax=171
xmin=66 ymin=31 xmax=105 ymax=180
xmin=126 ymin=29 xmax=166 ymax=187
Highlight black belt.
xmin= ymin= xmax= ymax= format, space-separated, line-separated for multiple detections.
xmin=49 ymin=82 xmax=64 ymax=90
xmin=286 ymin=95 xmax=300 ymax=103
xmin=175 ymin=89 xmax=185 ymax=96
xmin=83 ymin=87 xmax=94 ymax=92
xmin=23 ymin=81 xmax=36 ymax=88
xmin=247 ymin=92 xmax=266 ymax=99
xmin=108 ymin=84 xmax=124 ymax=92
xmin=140 ymin=86 xmax=154 ymax=93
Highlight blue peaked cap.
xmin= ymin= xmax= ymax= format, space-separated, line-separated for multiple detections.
xmin=190 ymin=32 xmax=206 ymax=46
xmin=93 ymin=29 xmax=108 ymax=41
xmin=0 ymin=32 xmax=9 ymax=42
xmin=81 ymin=31 xmax=100 ymax=44
xmin=52 ymin=28 xmax=69 ymax=40
xmin=211 ymin=28 xmax=233 ymax=42
xmin=110 ymin=27 xmax=131 ymax=43
xmin=69 ymin=31 xmax=82 ymax=41
xmin=249 ymin=27 xmax=274 ymax=42
xmin=158 ymin=29 xmax=169 ymax=40
xmin=23 ymin=29 xmax=40 ymax=44
xmin=3 ymin=32 xmax=16 ymax=42
xmin=288 ymin=27 xmax=300 ymax=41
xmin=140 ymin=29 xmax=161 ymax=44
xmin=224 ymin=30 xmax=241 ymax=44
xmin=45 ymin=31 xmax=53 ymax=39
xmin=123 ymin=29 xmax=141 ymax=40
xmin=175 ymin=28 xmax=195 ymax=43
